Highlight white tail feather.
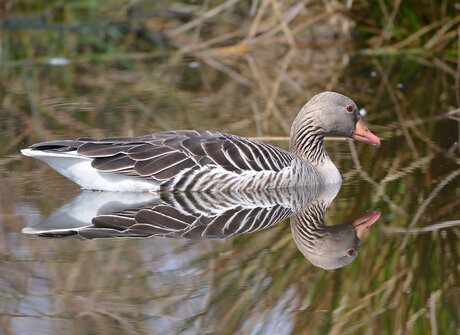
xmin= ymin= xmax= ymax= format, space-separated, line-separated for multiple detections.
xmin=21 ymin=149 xmax=158 ymax=192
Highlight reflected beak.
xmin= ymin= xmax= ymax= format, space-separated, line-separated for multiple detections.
xmin=352 ymin=210 xmax=381 ymax=240
xmin=351 ymin=119 xmax=381 ymax=147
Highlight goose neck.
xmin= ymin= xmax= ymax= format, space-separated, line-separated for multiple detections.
xmin=290 ymin=128 xmax=342 ymax=184
xmin=291 ymin=131 xmax=327 ymax=166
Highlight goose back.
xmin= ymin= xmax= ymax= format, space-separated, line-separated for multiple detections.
xmin=27 ymin=130 xmax=321 ymax=191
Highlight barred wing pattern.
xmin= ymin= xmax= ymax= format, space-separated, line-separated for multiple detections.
xmin=31 ymin=130 xmax=296 ymax=190
xmin=81 ymin=200 xmax=293 ymax=240
xmin=29 ymin=189 xmax=311 ymax=240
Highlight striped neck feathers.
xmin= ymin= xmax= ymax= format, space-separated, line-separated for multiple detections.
xmin=290 ymin=113 xmax=328 ymax=166
xmin=290 ymin=200 xmax=328 ymax=250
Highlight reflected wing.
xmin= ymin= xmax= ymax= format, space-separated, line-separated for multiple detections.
xmin=23 ymin=188 xmax=320 ymax=239
xmin=70 ymin=192 xmax=295 ymax=239
xmin=29 ymin=130 xmax=296 ymax=182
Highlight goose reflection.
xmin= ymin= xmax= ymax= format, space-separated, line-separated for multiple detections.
xmin=23 ymin=185 xmax=379 ymax=269
xmin=290 ymin=186 xmax=380 ymax=269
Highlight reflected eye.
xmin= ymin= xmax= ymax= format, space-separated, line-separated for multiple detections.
xmin=346 ymin=105 xmax=354 ymax=112
xmin=347 ymin=249 xmax=355 ymax=257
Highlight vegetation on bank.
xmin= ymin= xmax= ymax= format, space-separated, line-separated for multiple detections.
xmin=1 ymin=0 xmax=459 ymax=64
xmin=0 ymin=1 xmax=458 ymax=334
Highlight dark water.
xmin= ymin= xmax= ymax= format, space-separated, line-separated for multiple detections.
xmin=1 ymin=22 xmax=459 ymax=335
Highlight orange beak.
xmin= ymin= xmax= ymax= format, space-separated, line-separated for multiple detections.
xmin=352 ymin=210 xmax=381 ymax=239
xmin=351 ymin=119 xmax=380 ymax=147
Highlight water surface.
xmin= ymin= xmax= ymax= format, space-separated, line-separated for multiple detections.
xmin=0 ymin=18 xmax=459 ymax=335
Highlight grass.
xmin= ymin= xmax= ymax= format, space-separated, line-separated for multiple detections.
xmin=0 ymin=0 xmax=459 ymax=334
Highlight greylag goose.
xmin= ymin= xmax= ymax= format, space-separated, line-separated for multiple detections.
xmin=290 ymin=185 xmax=380 ymax=269
xmin=21 ymin=92 xmax=380 ymax=192
xmin=22 ymin=185 xmax=379 ymax=269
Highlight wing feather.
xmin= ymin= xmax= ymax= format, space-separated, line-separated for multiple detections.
xmin=226 ymin=137 xmax=263 ymax=171
xmin=28 ymin=130 xmax=295 ymax=183
xmin=91 ymin=154 xmax=136 ymax=171
xmin=127 ymin=144 xmax=173 ymax=160
xmin=136 ymin=208 xmax=191 ymax=230
xmin=222 ymin=141 xmax=252 ymax=170
xmin=134 ymin=152 xmax=189 ymax=176
xmin=78 ymin=142 xmax=139 ymax=157
xmin=202 ymin=139 xmax=240 ymax=172
xmin=92 ymin=215 xmax=134 ymax=229
xmin=152 ymin=157 xmax=196 ymax=179
xmin=181 ymin=137 xmax=207 ymax=156
xmin=242 ymin=139 xmax=271 ymax=170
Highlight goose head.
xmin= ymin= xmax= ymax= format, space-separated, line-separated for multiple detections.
xmin=290 ymin=92 xmax=380 ymax=163
xmin=291 ymin=204 xmax=380 ymax=270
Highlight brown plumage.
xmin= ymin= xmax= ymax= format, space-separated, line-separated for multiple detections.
xmin=21 ymin=92 xmax=380 ymax=192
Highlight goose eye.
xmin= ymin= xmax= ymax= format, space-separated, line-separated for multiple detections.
xmin=346 ymin=105 xmax=353 ymax=112
xmin=347 ymin=249 xmax=355 ymax=257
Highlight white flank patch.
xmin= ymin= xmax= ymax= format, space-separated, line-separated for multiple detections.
xmin=21 ymin=149 xmax=159 ymax=192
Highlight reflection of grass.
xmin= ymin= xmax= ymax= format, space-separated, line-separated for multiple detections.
xmin=1 ymin=1 xmax=458 ymax=153
xmin=0 ymin=1 xmax=459 ymax=334
xmin=354 ymin=0 xmax=459 ymax=52
xmin=1 ymin=0 xmax=354 ymax=150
